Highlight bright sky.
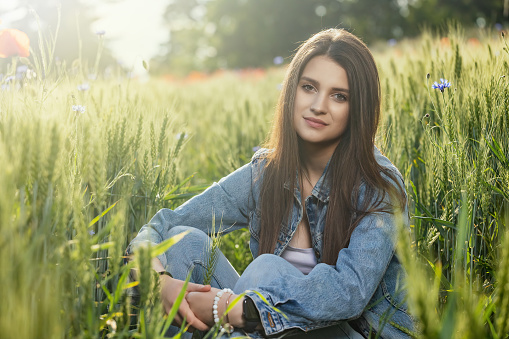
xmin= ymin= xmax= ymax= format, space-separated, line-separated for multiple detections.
xmin=0 ymin=0 xmax=170 ymax=76
xmin=88 ymin=0 xmax=169 ymax=75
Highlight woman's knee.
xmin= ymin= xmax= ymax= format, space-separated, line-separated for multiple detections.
xmin=161 ymin=226 xmax=239 ymax=288
xmin=167 ymin=226 xmax=211 ymax=248
xmin=162 ymin=226 xmax=211 ymax=268
xmin=234 ymin=254 xmax=300 ymax=292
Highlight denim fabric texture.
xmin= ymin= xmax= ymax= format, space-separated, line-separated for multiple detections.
xmin=148 ymin=226 xmax=365 ymax=339
xmin=127 ymin=147 xmax=416 ymax=338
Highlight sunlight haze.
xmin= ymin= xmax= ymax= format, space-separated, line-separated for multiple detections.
xmin=0 ymin=0 xmax=169 ymax=75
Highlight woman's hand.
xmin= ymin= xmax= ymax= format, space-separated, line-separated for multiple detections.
xmin=159 ymin=275 xmax=212 ymax=332
xmin=186 ymin=288 xmax=245 ymax=328
xmin=185 ymin=287 xmax=221 ymax=327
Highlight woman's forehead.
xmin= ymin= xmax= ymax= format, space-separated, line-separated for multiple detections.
xmin=300 ymin=56 xmax=349 ymax=89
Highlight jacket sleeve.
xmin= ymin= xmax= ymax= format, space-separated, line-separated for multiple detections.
xmin=245 ymin=169 xmax=409 ymax=336
xmin=126 ymin=152 xmax=265 ymax=268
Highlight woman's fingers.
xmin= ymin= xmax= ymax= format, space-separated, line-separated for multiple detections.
xmin=160 ymin=277 xmax=214 ymax=332
xmin=186 ymin=281 xmax=211 ymax=292
xmin=164 ymin=297 xmax=210 ymax=332
xmin=185 ymin=291 xmax=197 ymax=303
xmin=185 ymin=290 xmax=219 ymax=326
xmin=179 ymin=303 xmax=210 ymax=331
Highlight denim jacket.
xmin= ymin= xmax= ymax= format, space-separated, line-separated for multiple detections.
xmin=127 ymin=147 xmax=416 ymax=338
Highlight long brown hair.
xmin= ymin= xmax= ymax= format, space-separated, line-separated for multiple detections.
xmin=258 ymin=28 xmax=405 ymax=265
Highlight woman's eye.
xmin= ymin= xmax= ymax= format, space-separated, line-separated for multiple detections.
xmin=333 ymin=93 xmax=347 ymax=102
xmin=302 ymin=84 xmax=315 ymax=92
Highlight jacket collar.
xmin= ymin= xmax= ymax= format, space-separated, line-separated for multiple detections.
xmin=283 ymin=159 xmax=331 ymax=204
xmin=281 ymin=145 xmax=388 ymax=204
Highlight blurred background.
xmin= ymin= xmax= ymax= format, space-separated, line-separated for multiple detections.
xmin=0 ymin=0 xmax=506 ymax=76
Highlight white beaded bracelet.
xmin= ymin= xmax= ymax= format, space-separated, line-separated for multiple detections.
xmin=213 ymin=288 xmax=233 ymax=332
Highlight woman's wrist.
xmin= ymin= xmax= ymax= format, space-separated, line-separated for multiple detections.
xmin=215 ymin=294 xmax=245 ymax=328
xmin=228 ymin=296 xmax=246 ymax=328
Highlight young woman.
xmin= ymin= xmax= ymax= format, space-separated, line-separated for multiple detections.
xmin=127 ymin=28 xmax=416 ymax=338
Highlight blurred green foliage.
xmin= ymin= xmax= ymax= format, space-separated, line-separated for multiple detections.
xmin=154 ymin=0 xmax=506 ymax=74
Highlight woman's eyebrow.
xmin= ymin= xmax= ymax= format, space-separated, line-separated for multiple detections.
xmin=300 ymin=76 xmax=350 ymax=93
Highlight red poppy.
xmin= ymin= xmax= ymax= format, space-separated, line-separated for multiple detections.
xmin=0 ymin=28 xmax=30 ymax=58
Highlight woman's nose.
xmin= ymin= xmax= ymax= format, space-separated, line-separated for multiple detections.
xmin=310 ymin=94 xmax=327 ymax=115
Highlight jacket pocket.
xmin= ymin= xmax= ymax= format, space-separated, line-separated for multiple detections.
xmin=366 ymin=273 xmax=416 ymax=338
xmin=381 ymin=278 xmax=409 ymax=314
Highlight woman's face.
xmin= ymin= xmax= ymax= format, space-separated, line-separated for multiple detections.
xmin=293 ymin=55 xmax=350 ymax=152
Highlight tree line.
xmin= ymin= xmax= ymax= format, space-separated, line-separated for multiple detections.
xmin=1 ymin=0 xmax=506 ymax=75
xmin=153 ymin=0 xmax=506 ymax=74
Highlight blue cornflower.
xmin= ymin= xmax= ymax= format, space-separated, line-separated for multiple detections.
xmin=273 ymin=56 xmax=284 ymax=65
xmin=387 ymin=39 xmax=397 ymax=47
xmin=432 ymin=78 xmax=451 ymax=92
xmin=16 ymin=65 xmax=28 ymax=74
xmin=72 ymin=105 xmax=86 ymax=114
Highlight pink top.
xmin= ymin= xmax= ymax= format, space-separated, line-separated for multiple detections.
xmin=280 ymin=245 xmax=318 ymax=275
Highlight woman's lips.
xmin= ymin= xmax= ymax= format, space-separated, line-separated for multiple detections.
xmin=304 ymin=117 xmax=327 ymax=128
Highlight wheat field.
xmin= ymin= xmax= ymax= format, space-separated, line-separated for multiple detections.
xmin=0 ymin=25 xmax=508 ymax=338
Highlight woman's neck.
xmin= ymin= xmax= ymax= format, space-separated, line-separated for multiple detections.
xmin=299 ymin=142 xmax=336 ymax=182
